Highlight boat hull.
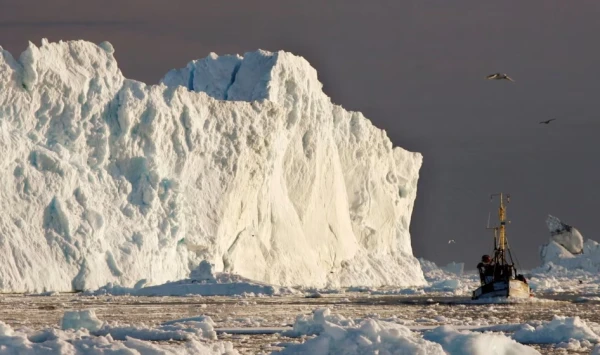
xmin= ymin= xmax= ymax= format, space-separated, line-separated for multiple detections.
xmin=471 ymin=279 xmax=531 ymax=300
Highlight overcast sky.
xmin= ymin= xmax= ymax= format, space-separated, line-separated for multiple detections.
xmin=2 ymin=0 xmax=599 ymax=269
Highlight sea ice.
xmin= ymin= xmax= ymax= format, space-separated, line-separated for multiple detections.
xmin=0 ymin=310 xmax=237 ymax=354
xmin=277 ymin=308 xmax=445 ymax=354
xmin=512 ymin=316 xmax=600 ymax=344
xmin=423 ymin=325 xmax=541 ymax=355
xmin=278 ymin=308 xmax=542 ymax=355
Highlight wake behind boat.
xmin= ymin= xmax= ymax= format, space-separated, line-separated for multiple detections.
xmin=472 ymin=193 xmax=532 ymax=300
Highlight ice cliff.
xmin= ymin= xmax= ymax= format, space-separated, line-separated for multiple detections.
xmin=0 ymin=39 xmax=424 ymax=292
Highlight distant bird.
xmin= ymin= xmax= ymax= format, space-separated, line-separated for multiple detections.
xmin=579 ymin=280 xmax=583 ymax=284
xmin=539 ymin=118 xmax=556 ymax=125
xmin=485 ymin=73 xmax=514 ymax=82
xmin=448 ymin=240 xmax=456 ymax=244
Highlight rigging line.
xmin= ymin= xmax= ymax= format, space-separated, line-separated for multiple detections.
xmin=505 ymin=237 xmax=522 ymax=272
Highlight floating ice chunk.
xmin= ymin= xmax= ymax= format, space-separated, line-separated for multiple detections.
xmin=513 ymin=316 xmax=600 ymax=344
xmin=276 ymin=310 xmax=445 ymax=355
xmin=0 ymin=319 xmax=237 ymax=354
xmin=424 ymin=325 xmax=541 ymax=354
xmin=60 ymin=309 xmax=104 ymax=332
xmin=284 ymin=308 xmax=355 ymax=337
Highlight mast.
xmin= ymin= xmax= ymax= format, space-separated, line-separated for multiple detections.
xmin=488 ymin=193 xmax=511 ymax=265
xmin=497 ymin=193 xmax=506 ymax=251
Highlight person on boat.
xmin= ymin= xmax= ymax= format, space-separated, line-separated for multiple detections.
xmin=477 ymin=255 xmax=494 ymax=284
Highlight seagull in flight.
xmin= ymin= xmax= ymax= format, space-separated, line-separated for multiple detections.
xmin=448 ymin=239 xmax=456 ymax=244
xmin=485 ymin=73 xmax=514 ymax=82
xmin=539 ymin=118 xmax=556 ymax=125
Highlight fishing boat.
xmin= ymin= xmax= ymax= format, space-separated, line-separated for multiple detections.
xmin=471 ymin=193 xmax=532 ymax=300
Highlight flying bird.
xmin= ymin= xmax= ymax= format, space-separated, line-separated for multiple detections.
xmin=485 ymin=73 xmax=514 ymax=82
xmin=539 ymin=118 xmax=556 ymax=125
xmin=448 ymin=239 xmax=456 ymax=244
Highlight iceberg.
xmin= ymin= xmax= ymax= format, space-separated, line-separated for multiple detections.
xmin=529 ymin=215 xmax=600 ymax=293
xmin=545 ymin=215 xmax=583 ymax=255
xmin=538 ymin=215 xmax=600 ymax=272
xmin=0 ymin=39 xmax=424 ymax=292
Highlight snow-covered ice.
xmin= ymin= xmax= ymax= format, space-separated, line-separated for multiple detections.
xmin=512 ymin=316 xmax=600 ymax=344
xmin=277 ymin=308 xmax=445 ymax=354
xmin=275 ymin=318 xmax=447 ymax=354
xmin=61 ymin=309 xmax=104 ymax=332
xmin=423 ymin=325 xmax=541 ymax=355
xmin=0 ymin=309 xmax=237 ymax=354
xmin=0 ymin=39 xmax=424 ymax=292
xmin=537 ymin=239 xmax=600 ymax=274
xmin=276 ymin=307 xmax=543 ymax=354
xmin=59 ymin=308 xmax=221 ymax=341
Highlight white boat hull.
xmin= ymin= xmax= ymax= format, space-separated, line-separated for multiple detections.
xmin=472 ymin=279 xmax=531 ymax=300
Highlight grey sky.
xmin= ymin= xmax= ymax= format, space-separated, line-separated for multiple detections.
xmin=2 ymin=0 xmax=599 ymax=269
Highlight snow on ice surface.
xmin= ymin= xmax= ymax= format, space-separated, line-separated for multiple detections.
xmin=276 ymin=308 xmax=446 ymax=354
xmin=276 ymin=307 xmax=542 ymax=355
xmin=60 ymin=309 xmax=221 ymax=342
xmin=0 ymin=310 xmax=238 ymax=354
xmin=61 ymin=309 xmax=104 ymax=332
xmin=0 ymin=39 xmax=424 ymax=292
xmin=512 ymin=316 xmax=600 ymax=345
xmin=423 ymin=325 xmax=541 ymax=355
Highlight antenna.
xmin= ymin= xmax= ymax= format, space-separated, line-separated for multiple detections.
xmin=487 ymin=211 xmax=491 ymax=229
